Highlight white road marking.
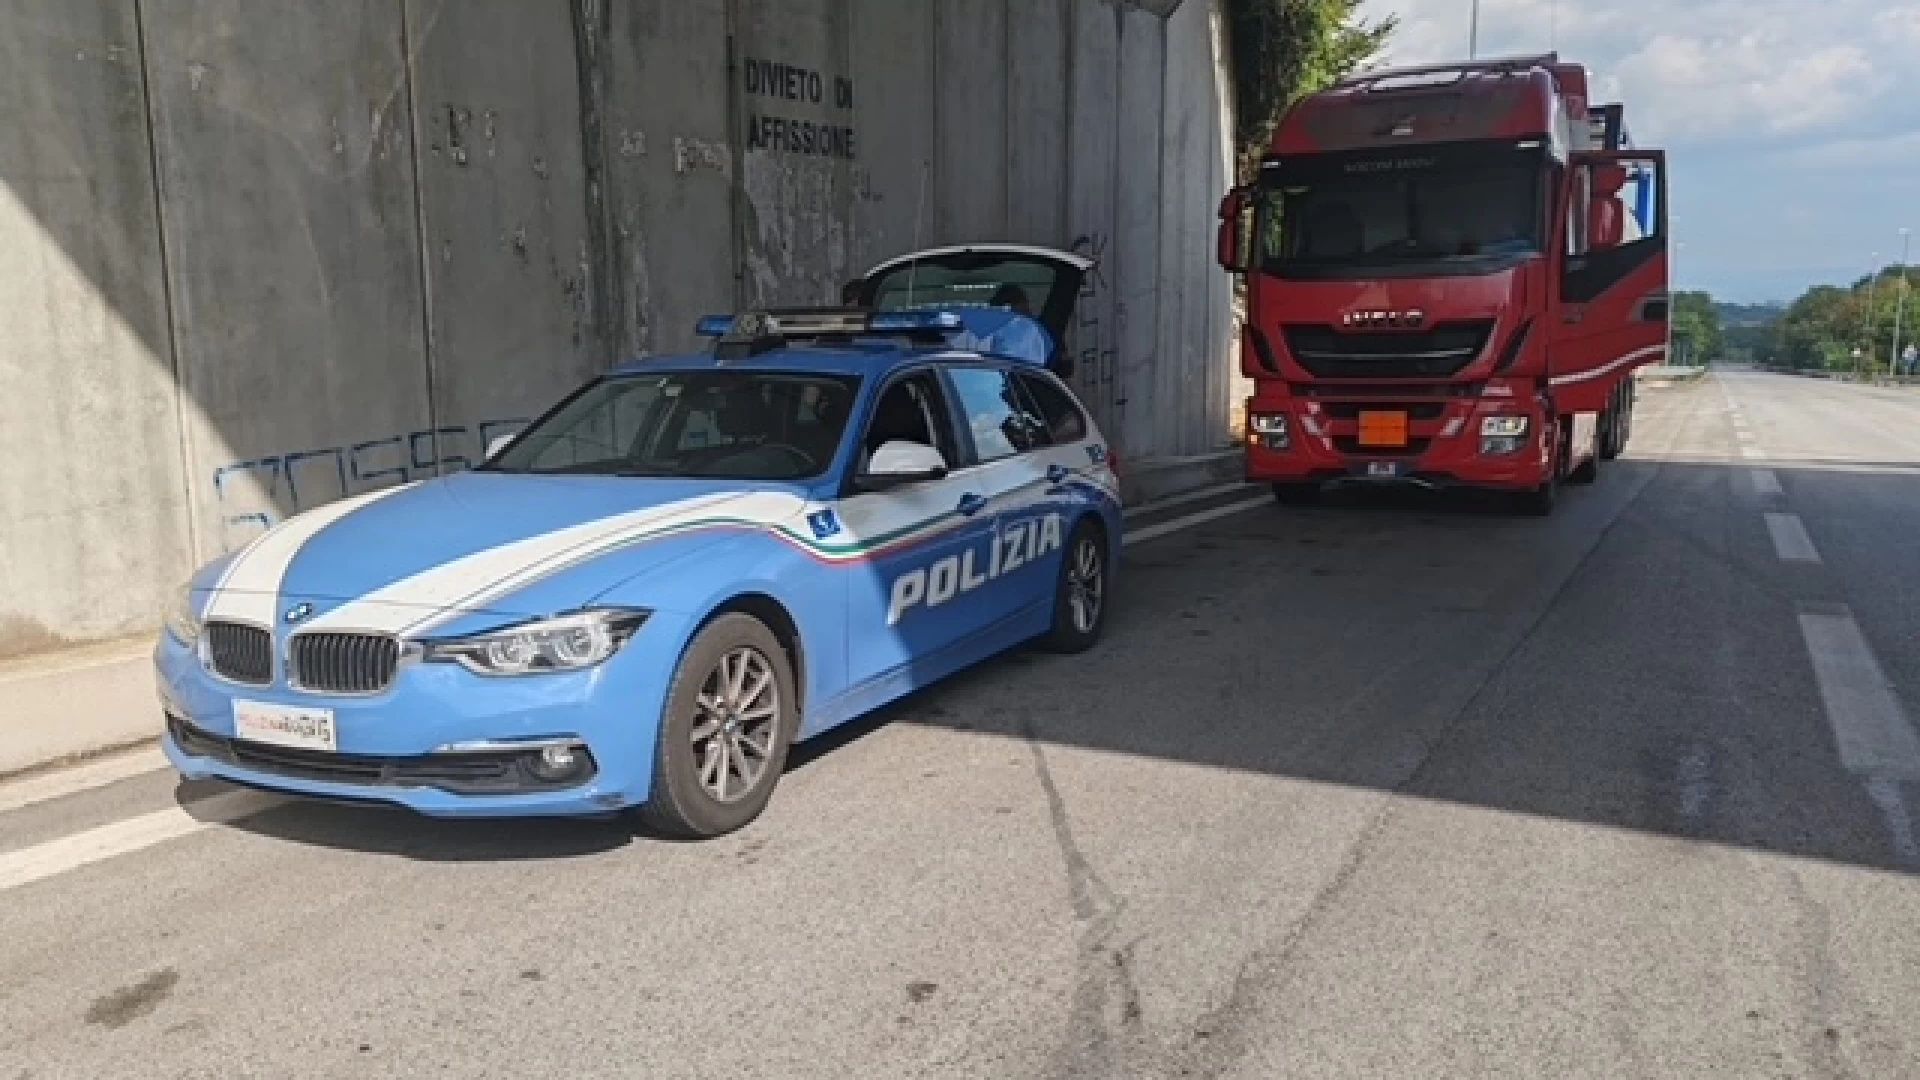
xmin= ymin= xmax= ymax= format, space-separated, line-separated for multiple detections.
xmin=1123 ymin=481 xmax=1252 ymax=520
xmin=1765 ymin=513 xmax=1822 ymax=563
xmin=1798 ymin=608 xmax=1920 ymax=780
xmin=0 ymin=789 xmax=282 ymax=895
xmin=1750 ymin=469 xmax=1783 ymax=496
xmin=1123 ymin=496 xmax=1270 ymax=547
xmin=0 ymin=746 xmax=166 ymax=815
xmin=1676 ymin=744 xmax=1714 ymax=828
xmin=1865 ymin=778 xmax=1920 ymax=869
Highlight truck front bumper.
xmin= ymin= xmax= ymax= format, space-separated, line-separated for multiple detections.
xmin=1244 ymin=394 xmax=1554 ymax=492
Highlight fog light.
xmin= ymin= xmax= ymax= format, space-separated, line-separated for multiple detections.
xmin=1250 ymin=413 xmax=1290 ymax=450
xmin=526 ymin=742 xmax=589 ymax=783
xmin=1481 ymin=435 xmax=1527 ymax=456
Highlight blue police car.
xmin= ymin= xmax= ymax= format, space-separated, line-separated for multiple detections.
xmin=158 ymin=271 xmax=1120 ymax=838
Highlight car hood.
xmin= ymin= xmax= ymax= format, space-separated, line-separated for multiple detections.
xmin=195 ymin=472 xmax=807 ymax=636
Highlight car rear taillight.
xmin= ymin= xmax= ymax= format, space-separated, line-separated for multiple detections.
xmin=1106 ymin=447 xmax=1121 ymax=478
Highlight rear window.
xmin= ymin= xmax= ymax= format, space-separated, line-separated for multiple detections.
xmin=1014 ymin=372 xmax=1088 ymax=445
xmin=867 ymin=254 xmax=1063 ymax=321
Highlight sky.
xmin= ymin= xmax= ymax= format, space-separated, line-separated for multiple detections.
xmin=1354 ymin=0 xmax=1920 ymax=304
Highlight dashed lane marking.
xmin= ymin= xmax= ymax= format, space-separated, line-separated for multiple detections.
xmin=0 ymin=746 xmax=167 ymax=816
xmin=1765 ymin=513 xmax=1822 ymax=563
xmin=0 ymin=790 xmax=282 ymax=895
xmin=1750 ymin=469 xmax=1783 ymax=496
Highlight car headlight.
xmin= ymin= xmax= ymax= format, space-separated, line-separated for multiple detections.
xmin=1250 ymin=413 xmax=1289 ymax=435
xmin=164 ymin=584 xmax=201 ymax=646
xmin=1481 ymin=415 xmax=1530 ymax=437
xmin=421 ymin=609 xmax=651 ymax=676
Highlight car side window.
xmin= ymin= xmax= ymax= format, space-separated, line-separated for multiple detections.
xmin=945 ymin=366 xmax=1047 ymax=463
xmin=859 ymin=371 xmax=956 ymax=475
xmin=1013 ymin=371 xmax=1088 ymax=445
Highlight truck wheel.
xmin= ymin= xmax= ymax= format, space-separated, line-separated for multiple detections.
xmin=640 ymin=612 xmax=798 ymax=840
xmin=1271 ymin=482 xmax=1321 ymax=506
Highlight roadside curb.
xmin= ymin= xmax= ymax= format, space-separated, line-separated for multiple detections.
xmin=1119 ymin=448 xmax=1244 ymax=507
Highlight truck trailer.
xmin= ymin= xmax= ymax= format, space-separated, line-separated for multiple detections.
xmin=1217 ymin=54 xmax=1669 ymax=514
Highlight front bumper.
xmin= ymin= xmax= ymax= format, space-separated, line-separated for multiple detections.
xmin=1244 ymin=393 xmax=1552 ymax=491
xmin=155 ymin=615 xmax=689 ymax=819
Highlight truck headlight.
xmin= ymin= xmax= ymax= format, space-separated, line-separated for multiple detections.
xmin=1480 ymin=415 xmax=1530 ymax=456
xmin=164 ymin=584 xmax=201 ymax=647
xmin=1250 ymin=412 xmax=1290 ymax=449
xmin=422 ymin=609 xmax=651 ymax=676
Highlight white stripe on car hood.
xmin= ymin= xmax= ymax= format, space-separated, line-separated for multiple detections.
xmin=200 ymin=485 xmax=415 ymax=627
xmin=305 ymin=489 xmax=803 ymax=637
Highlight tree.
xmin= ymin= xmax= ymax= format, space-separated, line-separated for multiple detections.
xmin=1228 ymin=0 xmax=1396 ymax=169
xmin=1670 ymin=291 xmax=1722 ymax=366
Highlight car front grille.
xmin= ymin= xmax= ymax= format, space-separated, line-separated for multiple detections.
xmin=204 ymin=621 xmax=273 ymax=685
xmin=290 ymin=633 xmax=400 ymax=695
xmin=1283 ymin=322 xmax=1495 ymax=379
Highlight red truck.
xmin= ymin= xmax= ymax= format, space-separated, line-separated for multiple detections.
xmin=1216 ymin=54 xmax=1669 ymax=514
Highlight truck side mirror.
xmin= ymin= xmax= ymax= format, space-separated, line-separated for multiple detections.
xmin=1217 ymin=187 xmax=1253 ymax=273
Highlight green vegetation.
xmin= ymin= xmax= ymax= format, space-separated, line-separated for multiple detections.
xmin=1227 ymin=0 xmax=1396 ymax=169
xmin=1664 ymin=270 xmax=1915 ymax=373
xmin=1670 ymin=292 xmax=1721 ymax=366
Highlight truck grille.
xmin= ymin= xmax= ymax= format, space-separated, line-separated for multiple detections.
xmin=204 ymin=622 xmax=273 ymax=685
xmin=290 ymin=633 xmax=400 ymax=695
xmin=1283 ymin=322 xmax=1495 ymax=379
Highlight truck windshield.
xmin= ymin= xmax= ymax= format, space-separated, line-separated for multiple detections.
xmin=1257 ymin=144 xmax=1547 ymax=278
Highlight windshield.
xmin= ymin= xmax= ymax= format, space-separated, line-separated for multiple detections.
xmin=485 ymin=371 xmax=861 ymax=481
xmin=1258 ymin=142 xmax=1548 ymax=278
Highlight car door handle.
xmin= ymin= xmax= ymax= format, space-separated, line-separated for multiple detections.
xmin=956 ymin=492 xmax=986 ymax=517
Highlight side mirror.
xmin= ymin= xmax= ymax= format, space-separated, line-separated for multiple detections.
xmin=484 ymin=433 xmax=516 ymax=461
xmin=856 ymin=440 xmax=948 ymax=492
xmin=1217 ymin=186 xmax=1253 ymax=273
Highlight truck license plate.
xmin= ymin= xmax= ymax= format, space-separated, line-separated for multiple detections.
xmin=233 ymin=700 xmax=337 ymax=752
xmin=1367 ymin=461 xmax=1400 ymax=478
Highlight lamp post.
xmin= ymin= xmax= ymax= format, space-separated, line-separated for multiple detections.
xmin=1862 ymin=251 xmax=1880 ymax=378
xmin=1469 ymin=0 xmax=1480 ymax=59
xmin=1892 ymin=228 xmax=1912 ymax=383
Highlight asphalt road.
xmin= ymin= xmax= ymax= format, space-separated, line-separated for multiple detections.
xmin=6 ymin=371 xmax=1920 ymax=1079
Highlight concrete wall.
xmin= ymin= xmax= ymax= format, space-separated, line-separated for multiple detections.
xmin=0 ymin=0 xmax=1239 ymax=658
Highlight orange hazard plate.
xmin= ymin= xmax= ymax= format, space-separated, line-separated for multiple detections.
xmin=1357 ymin=410 xmax=1409 ymax=448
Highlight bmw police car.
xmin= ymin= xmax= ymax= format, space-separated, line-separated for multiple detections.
xmin=158 ymin=247 xmax=1120 ymax=838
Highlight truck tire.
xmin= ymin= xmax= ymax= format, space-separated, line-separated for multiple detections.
xmin=1271 ymin=482 xmax=1321 ymax=506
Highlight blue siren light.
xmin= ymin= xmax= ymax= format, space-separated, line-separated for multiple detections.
xmin=868 ymin=309 xmax=964 ymax=333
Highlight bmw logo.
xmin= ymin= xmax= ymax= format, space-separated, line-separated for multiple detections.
xmin=283 ymin=602 xmax=314 ymax=625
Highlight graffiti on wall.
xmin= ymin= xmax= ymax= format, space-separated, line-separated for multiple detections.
xmin=210 ymin=418 xmax=529 ymax=549
xmin=1069 ymin=231 xmax=1121 ymax=440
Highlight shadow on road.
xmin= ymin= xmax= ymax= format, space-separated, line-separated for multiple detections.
xmin=177 ymin=449 xmax=1920 ymax=879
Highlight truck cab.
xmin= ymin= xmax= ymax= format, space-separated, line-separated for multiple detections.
xmin=1218 ymin=54 xmax=1669 ymax=513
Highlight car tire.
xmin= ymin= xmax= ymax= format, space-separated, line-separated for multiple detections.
xmin=640 ymin=612 xmax=798 ymax=840
xmin=1271 ymin=482 xmax=1321 ymax=506
xmin=1040 ymin=519 xmax=1110 ymax=654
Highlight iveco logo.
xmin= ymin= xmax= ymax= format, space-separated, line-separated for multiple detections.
xmin=283 ymin=602 xmax=314 ymax=625
xmin=1342 ymin=309 xmax=1426 ymax=329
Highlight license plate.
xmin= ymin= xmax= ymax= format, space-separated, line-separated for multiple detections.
xmin=233 ymin=699 xmax=337 ymax=752
xmin=1367 ymin=461 xmax=1401 ymax=478
xmin=1357 ymin=410 xmax=1409 ymax=448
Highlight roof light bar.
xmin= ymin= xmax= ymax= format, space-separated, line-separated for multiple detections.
xmin=693 ymin=307 xmax=963 ymax=340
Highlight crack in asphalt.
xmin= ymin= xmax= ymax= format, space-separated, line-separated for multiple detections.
xmin=1023 ymin=723 xmax=1151 ymax=1079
